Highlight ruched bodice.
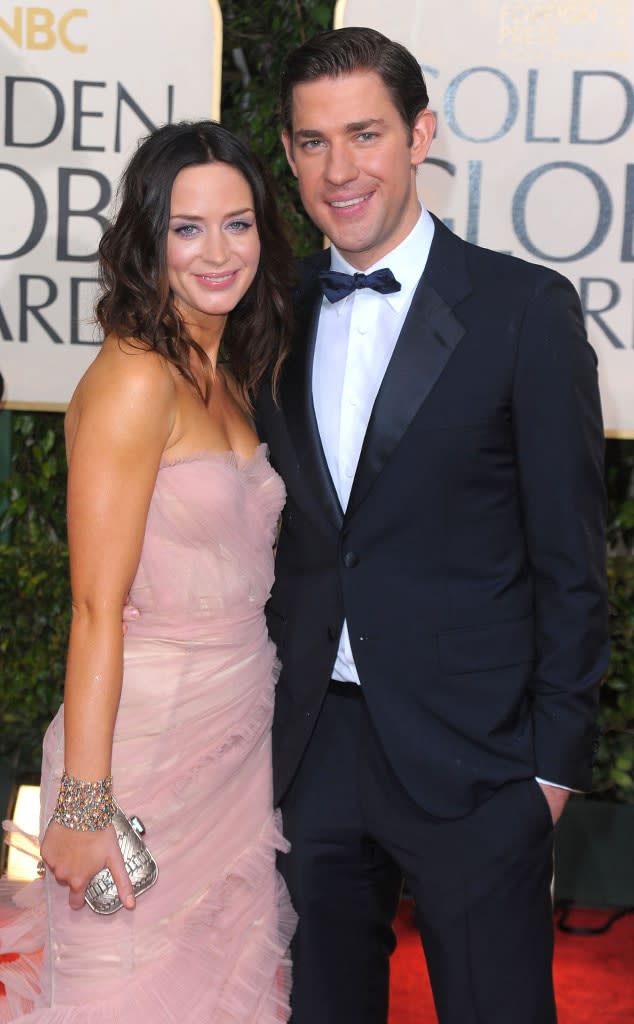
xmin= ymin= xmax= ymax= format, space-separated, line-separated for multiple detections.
xmin=128 ymin=444 xmax=284 ymax=638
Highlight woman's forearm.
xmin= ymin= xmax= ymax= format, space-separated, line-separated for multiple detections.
xmin=62 ymin=605 xmax=124 ymax=781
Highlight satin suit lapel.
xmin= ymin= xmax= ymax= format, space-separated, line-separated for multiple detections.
xmin=346 ymin=218 xmax=471 ymax=519
xmin=282 ymin=254 xmax=344 ymax=530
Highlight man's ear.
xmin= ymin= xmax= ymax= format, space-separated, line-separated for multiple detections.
xmin=410 ymin=108 xmax=436 ymax=168
xmin=281 ymin=130 xmax=298 ymax=178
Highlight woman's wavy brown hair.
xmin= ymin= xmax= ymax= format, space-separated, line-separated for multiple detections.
xmin=96 ymin=120 xmax=294 ymax=407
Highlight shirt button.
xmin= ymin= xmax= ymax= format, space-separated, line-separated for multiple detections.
xmin=357 ymin=324 xmax=368 ymax=335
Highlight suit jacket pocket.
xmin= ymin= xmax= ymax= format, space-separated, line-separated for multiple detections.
xmin=437 ymin=616 xmax=534 ymax=675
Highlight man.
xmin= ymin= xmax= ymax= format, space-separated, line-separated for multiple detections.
xmin=255 ymin=26 xmax=609 ymax=1024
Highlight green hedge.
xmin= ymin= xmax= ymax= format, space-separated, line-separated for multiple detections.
xmin=0 ymin=412 xmax=69 ymax=777
xmin=0 ymin=540 xmax=69 ymax=776
xmin=593 ymin=556 xmax=634 ymax=802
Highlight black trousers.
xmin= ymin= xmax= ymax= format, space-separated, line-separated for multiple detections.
xmin=278 ymin=684 xmax=556 ymax=1024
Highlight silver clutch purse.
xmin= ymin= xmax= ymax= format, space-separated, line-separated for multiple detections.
xmin=84 ymin=802 xmax=159 ymax=914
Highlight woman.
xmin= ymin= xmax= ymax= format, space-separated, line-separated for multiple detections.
xmin=1 ymin=121 xmax=296 ymax=1021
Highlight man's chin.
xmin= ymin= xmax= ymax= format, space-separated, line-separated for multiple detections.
xmin=320 ymin=226 xmax=373 ymax=260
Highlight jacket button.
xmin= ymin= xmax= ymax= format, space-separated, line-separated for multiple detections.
xmin=343 ymin=551 xmax=359 ymax=568
xmin=327 ymin=626 xmax=338 ymax=642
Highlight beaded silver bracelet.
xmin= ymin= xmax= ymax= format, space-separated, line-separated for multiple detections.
xmin=51 ymin=770 xmax=116 ymax=831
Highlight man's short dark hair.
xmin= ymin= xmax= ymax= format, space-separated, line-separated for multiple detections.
xmin=280 ymin=27 xmax=429 ymax=142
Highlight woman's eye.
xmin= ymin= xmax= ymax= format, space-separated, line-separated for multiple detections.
xmin=226 ymin=220 xmax=254 ymax=232
xmin=174 ymin=224 xmax=198 ymax=237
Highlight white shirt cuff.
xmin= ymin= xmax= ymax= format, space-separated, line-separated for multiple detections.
xmin=534 ymin=777 xmax=578 ymax=792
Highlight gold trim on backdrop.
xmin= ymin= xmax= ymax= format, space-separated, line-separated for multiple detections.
xmin=209 ymin=0 xmax=223 ymax=120
xmin=10 ymin=408 xmax=629 ymax=439
xmin=333 ymin=0 xmax=347 ymax=28
xmin=1 ymin=402 xmax=67 ymax=413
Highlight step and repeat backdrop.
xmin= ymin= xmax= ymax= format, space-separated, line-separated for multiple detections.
xmin=0 ymin=0 xmax=221 ymax=408
xmin=1 ymin=0 xmax=632 ymax=435
xmin=335 ymin=0 xmax=634 ymax=437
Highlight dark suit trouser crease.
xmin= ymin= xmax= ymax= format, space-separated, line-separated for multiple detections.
xmin=279 ymin=686 xmax=557 ymax=1024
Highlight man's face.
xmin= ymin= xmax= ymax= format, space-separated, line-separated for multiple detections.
xmin=282 ymin=70 xmax=435 ymax=270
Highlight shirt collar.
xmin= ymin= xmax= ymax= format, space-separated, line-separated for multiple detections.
xmin=327 ymin=205 xmax=435 ymax=312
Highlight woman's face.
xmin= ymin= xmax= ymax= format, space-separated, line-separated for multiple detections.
xmin=166 ymin=161 xmax=261 ymax=330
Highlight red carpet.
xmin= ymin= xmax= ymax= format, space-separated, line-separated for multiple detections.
xmin=389 ymin=901 xmax=634 ymax=1023
xmin=2 ymin=901 xmax=633 ymax=1018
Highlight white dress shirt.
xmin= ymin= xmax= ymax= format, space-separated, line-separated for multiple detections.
xmin=312 ymin=206 xmax=435 ymax=683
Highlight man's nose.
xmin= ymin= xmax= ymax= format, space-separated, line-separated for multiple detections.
xmin=324 ymin=141 xmax=358 ymax=186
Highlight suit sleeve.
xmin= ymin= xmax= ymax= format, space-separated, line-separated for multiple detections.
xmin=512 ymin=270 xmax=609 ymax=790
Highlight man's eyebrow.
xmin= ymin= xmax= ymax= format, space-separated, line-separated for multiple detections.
xmin=293 ymin=129 xmax=325 ymax=140
xmin=293 ymin=118 xmax=387 ymax=140
xmin=344 ymin=118 xmax=386 ymax=133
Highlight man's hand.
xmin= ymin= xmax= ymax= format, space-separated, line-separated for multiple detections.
xmin=537 ymin=782 xmax=570 ymax=826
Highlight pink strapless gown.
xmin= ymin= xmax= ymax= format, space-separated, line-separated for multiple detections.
xmin=1 ymin=444 xmax=296 ymax=1022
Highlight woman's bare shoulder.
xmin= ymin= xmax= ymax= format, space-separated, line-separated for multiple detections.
xmin=72 ymin=336 xmax=174 ymax=403
xmin=66 ymin=335 xmax=177 ymax=449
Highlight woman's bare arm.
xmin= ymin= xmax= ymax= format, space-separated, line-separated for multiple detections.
xmin=41 ymin=344 xmax=175 ymax=910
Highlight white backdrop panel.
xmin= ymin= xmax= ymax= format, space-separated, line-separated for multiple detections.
xmin=335 ymin=0 xmax=634 ymax=436
xmin=0 ymin=0 xmax=222 ymax=408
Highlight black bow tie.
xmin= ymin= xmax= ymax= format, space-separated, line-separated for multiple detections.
xmin=318 ymin=267 xmax=401 ymax=303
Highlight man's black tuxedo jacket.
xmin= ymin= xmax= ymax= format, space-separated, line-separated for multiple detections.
xmin=256 ymin=216 xmax=609 ymax=819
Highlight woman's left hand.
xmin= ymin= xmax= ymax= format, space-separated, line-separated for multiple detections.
xmin=40 ymin=819 xmax=135 ymax=911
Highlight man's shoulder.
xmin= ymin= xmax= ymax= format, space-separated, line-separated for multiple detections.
xmin=295 ymin=249 xmax=329 ymax=287
xmin=297 ymin=249 xmax=329 ymax=269
xmin=432 ymin=214 xmax=572 ymax=294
